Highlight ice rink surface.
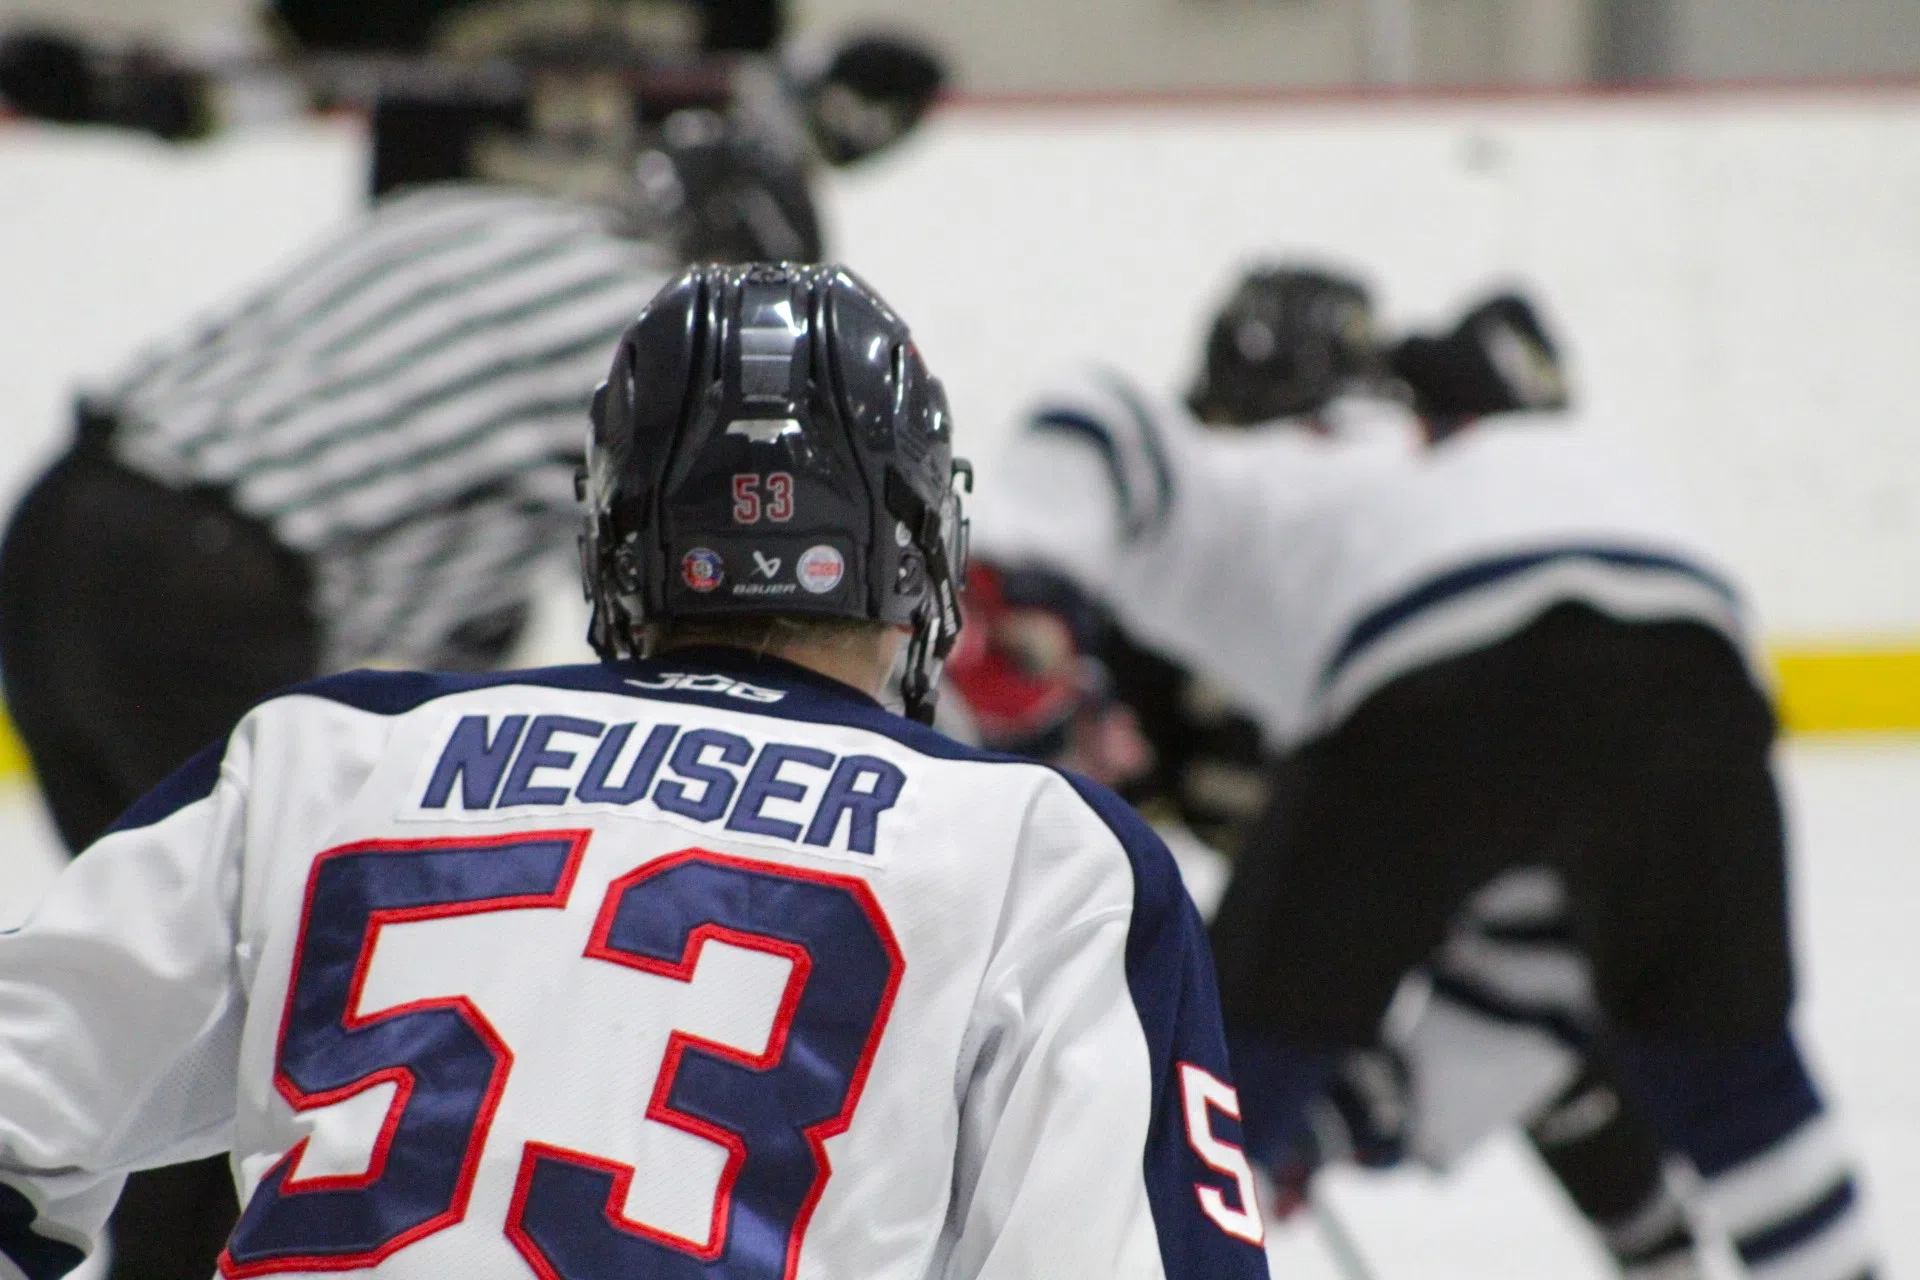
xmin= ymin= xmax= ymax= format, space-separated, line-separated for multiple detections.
xmin=0 ymin=740 xmax=1913 ymax=1279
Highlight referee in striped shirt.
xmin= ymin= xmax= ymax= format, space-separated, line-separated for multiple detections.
xmin=0 ymin=107 xmax=817 ymax=1279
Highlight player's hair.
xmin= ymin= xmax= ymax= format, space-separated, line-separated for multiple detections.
xmin=641 ymin=615 xmax=889 ymax=660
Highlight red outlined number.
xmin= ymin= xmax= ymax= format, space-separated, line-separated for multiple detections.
xmin=1178 ymin=1064 xmax=1266 ymax=1246
xmin=765 ymin=472 xmax=795 ymax=522
xmin=731 ymin=473 xmax=796 ymax=524
xmin=227 ymin=835 xmax=902 ymax=1280
xmin=732 ymin=474 xmax=761 ymax=524
xmin=505 ymin=850 xmax=902 ymax=1280
xmin=221 ymin=830 xmax=589 ymax=1277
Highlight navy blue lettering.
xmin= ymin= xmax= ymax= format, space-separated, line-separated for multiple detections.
xmin=506 ymin=852 xmax=901 ymax=1280
xmin=421 ymin=715 xmax=528 ymax=810
xmin=652 ymin=730 xmax=752 ymax=823
xmin=497 ymin=716 xmax=605 ymax=808
xmin=575 ymin=723 xmax=678 ymax=806
xmin=224 ymin=832 xmax=583 ymax=1273
xmin=726 ymin=743 xmax=835 ymax=842
xmin=803 ymin=755 xmax=906 ymax=855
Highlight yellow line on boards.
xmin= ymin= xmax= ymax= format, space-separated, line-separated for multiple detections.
xmin=0 ymin=721 xmax=27 ymax=782
xmin=0 ymin=644 xmax=1912 ymax=786
xmin=1771 ymin=644 xmax=1920 ymax=735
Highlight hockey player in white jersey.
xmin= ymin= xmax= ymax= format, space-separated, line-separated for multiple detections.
xmin=959 ymin=270 xmax=1705 ymax=1277
xmin=976 ymin=275 xmax=1879 ymax=1280
xmin=0 ymin=264 xmax=1272 ymax=1280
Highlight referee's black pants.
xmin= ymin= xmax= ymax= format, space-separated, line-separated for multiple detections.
xmin=0 ymin=441 xmax=317 ymax=1280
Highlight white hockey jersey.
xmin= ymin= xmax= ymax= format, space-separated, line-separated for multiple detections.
xmin=978 ymin=368 xmax=1758 ymax=750
xmin=0 ymin=651 xmax=1271 ymax=1280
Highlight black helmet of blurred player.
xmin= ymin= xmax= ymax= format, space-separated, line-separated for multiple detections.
xmin=582 ymin=263 xmax=970 ymax=722
xmin=626 ymin=107 xmax=822 ymax=261
xmin=472 ymin=100 xmax=821 ymax=261
xmin=1389 ymin=290 xmax=1569 ymax=440
xmin=1188 ymin=265 xmax=1380 ymax=426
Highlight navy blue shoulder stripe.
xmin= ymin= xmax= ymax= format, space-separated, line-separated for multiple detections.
xmin=104 ymin=741 xmax=227 ymax=837
xmin=283 ymin=665 xmax=621 ymax=716
xmin=1027 ymin=380 xmax=1177 ymax=544
xmin=98 ymin=666 xmax=625 ymax=836
xmin=1097 ymin=370 xmax=1176 ymax=533
xmin=1322 ymin=544 xmax=1741 ymax=690
xmin=1055 ymin=777 xmax=1267 ymax=1277
xmin=1029 ymin=407 xmax=1140 ymax=534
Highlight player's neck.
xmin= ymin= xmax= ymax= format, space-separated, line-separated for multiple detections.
xmin=655 ymin=629 xmax=904 ymax=700
xmin=762 ymin=630 xmax=904 ymax=699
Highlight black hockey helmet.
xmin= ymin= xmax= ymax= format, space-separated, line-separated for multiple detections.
xmin=1188 ymin=265 xmax=1379 ymax=425
xmin=626 ymin=108 xmax=823 ymax=262
xmin=582 ymin=262 xmax=970 ymax=722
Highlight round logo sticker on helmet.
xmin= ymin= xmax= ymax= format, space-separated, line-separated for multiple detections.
xmin=681 ymin=547 xmax=725 ymax=593
xmin=797 ymin=544 xmax=845 ymax=595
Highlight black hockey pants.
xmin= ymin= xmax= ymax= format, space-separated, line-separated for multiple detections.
xmin=1210 ymin=601 xmax=1792 ymax=1048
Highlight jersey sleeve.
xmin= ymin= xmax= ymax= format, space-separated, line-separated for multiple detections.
xmin=0 ymin=736 xmax=251 ymax=1276
xmin=944 ymin=771 xmax=1269 ymax=1280
xmin=982 ymin=367 xmax=1402 ymax=742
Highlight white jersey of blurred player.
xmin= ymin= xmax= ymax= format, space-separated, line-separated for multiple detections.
xmin=0 ymin=656 xmax=1272 ymax=1279
xmin=974 ymin=364 xmax=1755 ymax=1164
xmin=976 ymin=366 xmax=1755 ymax=756
xmin=986 ymin=366 xmax=1880 ymax=1280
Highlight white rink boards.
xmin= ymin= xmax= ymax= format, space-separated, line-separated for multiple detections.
xmin=1 ymin=742 xmax=1915 ymax=1278
xmin=2 ymin=90 xmax=1920 ymax=641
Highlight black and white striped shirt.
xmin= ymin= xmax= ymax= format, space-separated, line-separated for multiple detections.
xmin=102 ymin=185 xmax=670 ymax=671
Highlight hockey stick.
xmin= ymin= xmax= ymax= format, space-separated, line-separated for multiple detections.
xmin=1309 ymin=1188 xmax=1381 ymax=1280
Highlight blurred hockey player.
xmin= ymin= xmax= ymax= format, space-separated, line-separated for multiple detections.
xmin=949 ymin=266 xmax=1392 ymax=896
xmin=958 ymin=270 xmax=1702 ymax=1277
xmin=969 ymin=268 xmax=1400 ymax=835
xmin=0 ymin=264 xmax=1273 ymax=1280
xmin=0 ymin=94 xmax=816 ymax=1280
xmin=978 ymin=274 xmax=1879 ymax=1280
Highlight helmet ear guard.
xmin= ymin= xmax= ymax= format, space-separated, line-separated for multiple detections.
xmin=886 ymin=460 xmax=971 ymax=723
xmin=581 ymin=263 xmax=968 ymax=724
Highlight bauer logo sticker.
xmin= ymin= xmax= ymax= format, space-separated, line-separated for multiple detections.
xmin=681 ymin=547 xmax=725 ymax=593
xmin=797 ymin=544 xmax=845 ymax=595
xmin=733 ymin=549 xmax=798 ymax=598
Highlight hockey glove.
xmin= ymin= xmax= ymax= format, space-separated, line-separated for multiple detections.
xmin=1254 ymin=1047 xmax=1413 ymax=1220
xmin=795 ymin=33 xmax=944 ymax=166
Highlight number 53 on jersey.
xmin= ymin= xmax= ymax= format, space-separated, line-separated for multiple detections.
xmin=221 ymin=828 xmax=1264 ymax=1278
xmin=222 ymin=831 xmax=900 ymax=1280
